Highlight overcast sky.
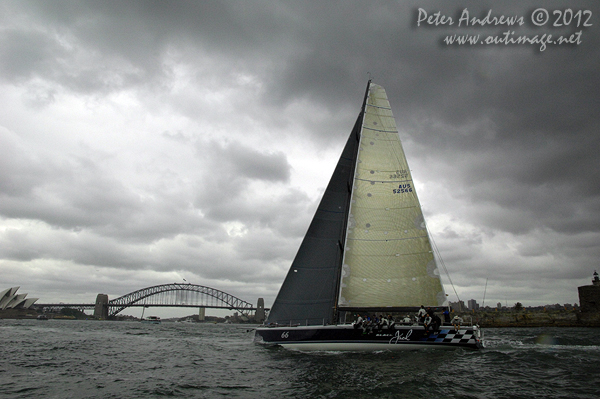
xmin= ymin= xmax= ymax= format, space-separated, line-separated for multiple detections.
xmin=1 ymin=1 xmax=599 ymax=317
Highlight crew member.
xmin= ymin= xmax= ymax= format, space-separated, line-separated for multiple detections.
xmin=423 ymin=314 xmax=433 ymax=335
xmin=417 ymin=305 xmax=427 ymax=323
xmin=452 ymin=315 xmax=463 ymax=331
xmin=354 ymin=314 xmax=363 ymax=329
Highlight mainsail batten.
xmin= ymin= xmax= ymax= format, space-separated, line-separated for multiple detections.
xmin=338 ymin=83 xmax=445 ymax=309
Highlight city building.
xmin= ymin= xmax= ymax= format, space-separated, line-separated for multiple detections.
xmin=467 ymin=299 xmax=479 ymax=311
xmin=449 ymin=300 xmax=465 ymax=312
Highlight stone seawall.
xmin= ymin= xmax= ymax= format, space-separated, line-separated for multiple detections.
xmin=0 ymin=309 xmax=39 ymax=319
xmin=468 ymin=310 xmax=600 ymax=328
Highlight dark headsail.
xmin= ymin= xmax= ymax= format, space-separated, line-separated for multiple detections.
xmin=266 ymin=82 xmax=370 ymax=326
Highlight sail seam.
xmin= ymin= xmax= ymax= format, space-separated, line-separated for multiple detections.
xmin=347 ymin=237 xmax=427 ymax=243
xmin=355 ymin=178 xmax=412 ymax=183
xmin=366 ymin=104 xmax=391 ymax=110
xmin=363 ymin=126 xmax=397 ymax=133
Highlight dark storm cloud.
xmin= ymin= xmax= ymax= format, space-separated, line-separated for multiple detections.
xmin=202 ymin=141 xmax=291 ymax=183
xmin=190 ymin=139 xmax=313 ymax=239
xmin=1 ymin=1 xmax=297 ymax=95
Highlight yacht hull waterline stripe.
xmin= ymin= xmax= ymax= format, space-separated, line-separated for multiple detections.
xmin=255 ymin=325 xmax=483 ymax=351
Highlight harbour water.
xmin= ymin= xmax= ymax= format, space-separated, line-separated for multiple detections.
xmin=1 ymin=319 xmax=599 ymax=398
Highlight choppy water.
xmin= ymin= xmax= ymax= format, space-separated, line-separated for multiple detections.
xmin=1 ymin=320 xmax=599 ymax=398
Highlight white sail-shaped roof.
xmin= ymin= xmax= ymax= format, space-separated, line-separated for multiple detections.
xmin=0 ymin=287 xmax=20 ymax=309
xmin=23 ymin=298 xmax=39 ymax=308
xmin=6 ymin=294 xmax=28 ymax=309
xmin=0 ymin=288 xmax=11 ymax=307
xmin=0 ymin=287 xmax=38 ymax=310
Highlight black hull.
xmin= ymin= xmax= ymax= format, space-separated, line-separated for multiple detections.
xmin=255 ymin=324 xmax=483 ymax=351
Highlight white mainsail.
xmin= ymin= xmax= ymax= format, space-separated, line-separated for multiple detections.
xmin=338 ymin=83 xmax=446 ymax=308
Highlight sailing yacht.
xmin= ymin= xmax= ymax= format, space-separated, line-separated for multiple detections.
xmin=255 ymin=81 xmax=483 ymax=350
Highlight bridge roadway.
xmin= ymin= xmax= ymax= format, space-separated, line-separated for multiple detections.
xmin=34 ymin=283 xmax=266 ymax=319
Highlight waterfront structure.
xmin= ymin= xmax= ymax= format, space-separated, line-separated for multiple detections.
xmin=0 ymin=287 xmax=38 ymax=310
xmin=578 ymin=271 xmax=600 ymax=312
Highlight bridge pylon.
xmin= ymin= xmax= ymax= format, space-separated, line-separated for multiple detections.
xmin=256 ymin=298 xmax=265 ymax=323
xmin=94 ymin=293 xmax=109 ymax=319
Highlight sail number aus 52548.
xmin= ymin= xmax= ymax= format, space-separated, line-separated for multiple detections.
xmin=393 ymin=184 xmax=413 ymax=194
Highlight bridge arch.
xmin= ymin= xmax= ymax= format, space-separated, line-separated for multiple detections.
xmin=107 ymin=283 xmax=255 ymax=317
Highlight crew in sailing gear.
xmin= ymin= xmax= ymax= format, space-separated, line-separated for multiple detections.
xmin=363 ymin=316 xmax=373 ymax=334
xmin=380 ymin=315 xmax=388 ymax=328
xmin=417 ymin=306 xmax=427 ymax=323
xmin=387 ymin=315 xmax=395 ymax=329
xmin=354 ymin=314 xmax=363 ymax=329
xmin=423 ymin=314 xmax=433 ymax=334
xmin=431 ymin=314 xmax=442 ymax=333
xmin=452 ymin=315 xmax=463 ymax=331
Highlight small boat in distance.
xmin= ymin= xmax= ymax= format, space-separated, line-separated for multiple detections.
xmin=255 ymin=81 xmax=483 ymax=351
xmin=37 ymin=314 xmax=48 ymax=320
xmin=141 ymin=316 xmax=161 ymax=324
xmin=139 ymin=306 xmax=160 ymax=324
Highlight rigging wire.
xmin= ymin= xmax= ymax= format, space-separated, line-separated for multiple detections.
xmin=482 ymin=278 xmax=488 ymax=308
xmin=428 ymin=230 xmax=461 ymax=304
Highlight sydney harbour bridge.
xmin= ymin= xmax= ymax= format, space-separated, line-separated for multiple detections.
xmin=35 ymin=283 xmax=266 ymax=321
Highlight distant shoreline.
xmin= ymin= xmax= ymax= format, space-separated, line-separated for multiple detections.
xmin=463 ymin=309 xmax=600 ymax=328
xmin=3 ymin=308 xmax=600 ymax=328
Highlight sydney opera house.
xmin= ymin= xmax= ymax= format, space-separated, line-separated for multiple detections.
xmin=0 ymin=287 xmax=38 ymax=310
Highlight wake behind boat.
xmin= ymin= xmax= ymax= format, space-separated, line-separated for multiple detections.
xmin=255 ymin=81 xmax=483 ymax=351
